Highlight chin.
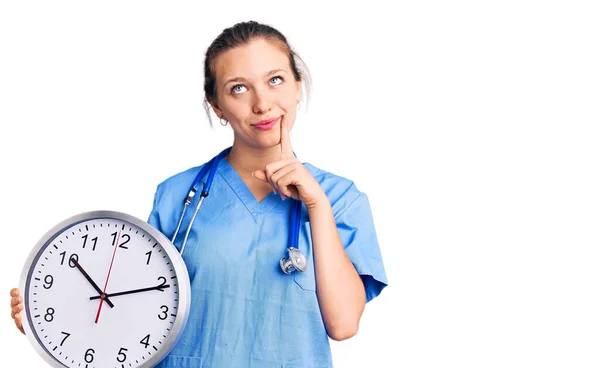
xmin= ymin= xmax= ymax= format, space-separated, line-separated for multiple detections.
xmin=244 ymin=136 xmax=279 ymax=150
xmin=259 ymin=138 xmax=281 ymax=149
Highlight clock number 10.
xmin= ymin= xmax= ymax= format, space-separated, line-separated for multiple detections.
xmin=59 ymin=252 xmax=79 ymax=267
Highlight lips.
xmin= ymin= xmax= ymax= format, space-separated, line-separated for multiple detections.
xmin=254 ymin=117 xmax=279 ymax=126
xmin=252 ymin=117 xmax=280 ymax=131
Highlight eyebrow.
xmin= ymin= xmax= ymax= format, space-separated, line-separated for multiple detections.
xmin=223 ymin=69 xmax=287 ymax=88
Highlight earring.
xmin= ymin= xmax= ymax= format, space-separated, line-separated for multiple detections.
xmin=220 ymin=118 xmax=228 ymax=126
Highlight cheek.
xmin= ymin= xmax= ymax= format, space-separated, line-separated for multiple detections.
xmin=280 ymin=88 xmax=299 ymax=110
xmin=222 ymin=99 xmax=250 ymax=120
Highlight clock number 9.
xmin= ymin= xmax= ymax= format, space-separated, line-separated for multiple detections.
xmin=84 ymin=348 xmax=95 ymax=363
xmin=43 ymin=275 xmax=53 ymax=289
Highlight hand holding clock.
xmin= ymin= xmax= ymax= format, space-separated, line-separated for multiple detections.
xmin=10 ymin=256 xmax=171 ymax=332
xmin=9 ymin=288 xmax=25 ymax=335
xmin=9 ymin=255 xmax=117 ymax=335
xmin=9 ymin=212 xmax=188 ymax=368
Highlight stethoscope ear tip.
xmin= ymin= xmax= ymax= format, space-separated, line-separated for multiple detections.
xmin=280 ymin=247 xmax=307 ymax=274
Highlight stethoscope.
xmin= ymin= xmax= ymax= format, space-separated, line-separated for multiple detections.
xmin=171 ymin=147 xmax=307 ymax=274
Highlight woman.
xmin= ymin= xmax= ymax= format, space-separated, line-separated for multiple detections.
xmin=10 ymin=20 xmax=387 ymax=367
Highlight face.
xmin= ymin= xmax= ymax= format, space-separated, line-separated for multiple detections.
xmin=211 ymin=38 xmax=302 ymax=149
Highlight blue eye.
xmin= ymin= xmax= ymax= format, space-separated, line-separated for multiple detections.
xmin=270 ymin=76 xmax=283 ymax=85
xmin=231 ymin=84 xmax=247 ymax=94
xmin=231 ymin=76 xmax=283 ymax=95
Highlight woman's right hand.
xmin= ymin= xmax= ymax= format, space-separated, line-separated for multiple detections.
xmin=10 ymin=288 xmax=25 ymax=335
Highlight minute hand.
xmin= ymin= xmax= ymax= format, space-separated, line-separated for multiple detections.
xmin=90 ymin=284 xmax=170 ymax=300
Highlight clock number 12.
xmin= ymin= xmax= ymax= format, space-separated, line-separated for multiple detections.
xmin=111 ymin=232 xmax=130 ymax=249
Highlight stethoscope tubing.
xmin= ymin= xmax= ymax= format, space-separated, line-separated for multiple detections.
xmin=172 ymin=147 xmax=303 ymax=261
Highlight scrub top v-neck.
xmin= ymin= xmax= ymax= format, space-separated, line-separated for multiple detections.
xmin=217 ymin=158 xmax=284 ymax=224
xmin=148 ymin=157 xmax=388 ymax=368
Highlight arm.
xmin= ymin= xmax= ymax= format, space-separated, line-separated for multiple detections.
xmin=307 ymin=196 xmax=366 ymax=341
xmin=252 ymin=112 xmax=368 ymax=340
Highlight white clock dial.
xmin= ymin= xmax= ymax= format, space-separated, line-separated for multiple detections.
xmin=20 ymin=211 xmax=190 ymax=368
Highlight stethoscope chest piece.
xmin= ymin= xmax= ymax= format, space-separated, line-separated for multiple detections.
xmin=280 ymin=247 xmax=307 ymax=274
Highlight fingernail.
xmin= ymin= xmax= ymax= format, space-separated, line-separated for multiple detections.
xmin=280 ymin=194 xmax=285 ymax=200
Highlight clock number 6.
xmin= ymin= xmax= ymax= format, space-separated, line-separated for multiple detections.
xmin=84 ymin=348 xmax=95 ymax=363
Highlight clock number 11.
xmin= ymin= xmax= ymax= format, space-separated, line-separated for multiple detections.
xmin=81 ymin=234 xmax=98 ymax=251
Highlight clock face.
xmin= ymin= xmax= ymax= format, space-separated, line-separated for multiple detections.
xmin=20 ymin=211 xmax=190 ymax=368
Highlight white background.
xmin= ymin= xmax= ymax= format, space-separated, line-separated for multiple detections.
xmin=0 ymin=1 xmax=598 ymax=367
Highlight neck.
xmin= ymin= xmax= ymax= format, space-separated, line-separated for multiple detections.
xmin=226 ymin=141 xmax=282 ymax=177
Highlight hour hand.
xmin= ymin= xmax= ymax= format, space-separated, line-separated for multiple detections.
xmin=71 ymin=258 xmax=115 ymax=308
xmin=89 ymin=284 xmax=170 ymax=300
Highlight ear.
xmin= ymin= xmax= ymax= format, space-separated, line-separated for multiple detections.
xmin=295 ymin=79 xmax=302 ymax=103
xmin=209 ymin=99 xmax=224 ymax=119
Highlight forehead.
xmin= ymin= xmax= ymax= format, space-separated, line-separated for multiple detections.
xmin=213 ymin=38 xmax=290 ymax=81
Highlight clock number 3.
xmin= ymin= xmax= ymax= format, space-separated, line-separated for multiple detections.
xmin=158 ymin=305 xmax=169 ymax=320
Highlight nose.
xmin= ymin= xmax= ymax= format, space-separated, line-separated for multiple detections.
xmin=252 ymin=87 xmax=272 ymax=115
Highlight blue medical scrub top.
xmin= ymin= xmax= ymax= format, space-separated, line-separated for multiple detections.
xmin=148 ymin=156 xmax=387 ymax=368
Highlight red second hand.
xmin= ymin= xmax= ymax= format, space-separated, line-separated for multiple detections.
xmin=95 ymin=231 xmax=120 ymax=324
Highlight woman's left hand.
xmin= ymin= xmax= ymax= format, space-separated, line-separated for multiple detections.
xmin=252 ymin=113 xmax=327 ymax=209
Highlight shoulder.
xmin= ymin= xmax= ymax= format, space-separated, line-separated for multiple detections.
xmin=153 ymin=163 xmax=208 ymax=202
xmin=303 ymin=162 xmax=366 ymax=219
